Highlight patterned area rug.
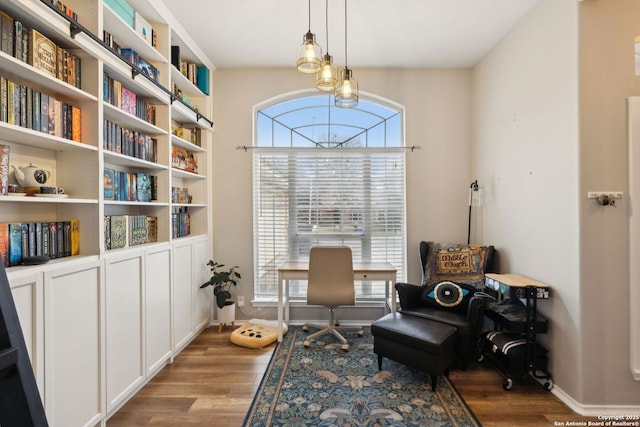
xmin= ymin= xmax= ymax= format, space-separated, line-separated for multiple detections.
xmin=243 ymin=326 xmax=481 ymax=427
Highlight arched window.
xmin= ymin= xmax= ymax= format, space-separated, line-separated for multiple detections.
xmin=253 ymin=91 xmax=406 ymax=300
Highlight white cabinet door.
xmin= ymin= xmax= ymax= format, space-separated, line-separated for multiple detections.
xmin=145 ymin=244 xmax=172 ymax=375
xmin=104 ymin=252 xmax=144 ymax=413
xmin=193 ymin=236 xmax=211 ymax=330
xmin=44 ymin=259 xmax=102 ymax=427
xmin=172 ymin=240 xmax=194 ymax=352
xmin=9 ymin=271 xmax=45 ymax=402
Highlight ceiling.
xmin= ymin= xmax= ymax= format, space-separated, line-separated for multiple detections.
xmin=159 ymin=0 xmax=539 ymax=70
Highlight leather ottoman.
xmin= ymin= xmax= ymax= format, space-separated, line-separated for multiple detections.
xmin=371 ymin=312 xmax=457 ymax=391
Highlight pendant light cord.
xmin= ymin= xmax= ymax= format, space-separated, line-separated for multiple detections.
xmin=307 ymin=0 xmax=312 ymax=32
xmin=325 ymin=0 xmax=329 ymax=50
xmin=344 ymin=0 xmax=348 ymax=67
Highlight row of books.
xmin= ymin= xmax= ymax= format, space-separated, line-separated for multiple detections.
xmin=0 ymin=9 xmax=81 ymax=89
xmin=103 ymin=30 xmax=124 ymax=55
xmin=0 ymin=220 xmax=79 ymax=267
xmin=170 ymin=45 xmax=210 ymax=95
xmin=103 ymin=72 xmax=156 ymax=125
xmin=121 ymin=48 xmax=159 ymax=83
xmin=172 ymin=124 xmax=202 ymax=147
xmin=0 ymin=144 xmax=8 ymax=195
xmin=1 ymin=75 xmax=82 ymax=142
xmin=172 ymin=83 xmax=192 ymax=107
xmin=171 ymin=146 xmax=198 ymax=174
xmin=40 ymin=0 xmax=79 ymax=22
xmin=103 ymin=119 xmax=158 ymax=162
xmin=103 ymin=169 xmax=156 ymax=202
xmin=171 ymin=186 xmax=190 ymax=204
xmin=104 ymin=214 xmax=157 ymax=250
xmin=171 ymin=208 xmax=190 ymax=238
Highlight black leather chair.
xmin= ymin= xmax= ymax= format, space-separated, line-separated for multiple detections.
xmin=393 ymin=241 xmax=496 ymax=368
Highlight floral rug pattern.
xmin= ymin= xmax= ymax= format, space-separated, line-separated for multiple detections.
xmin=244 ymin=327 xmax=481 ymax=427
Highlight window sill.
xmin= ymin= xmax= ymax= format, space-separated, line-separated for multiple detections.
xmin=250 ymin=297 xmax=389 ymax=309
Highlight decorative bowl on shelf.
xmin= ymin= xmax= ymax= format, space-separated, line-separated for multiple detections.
xmin=23 ymin=186 xmax=40 ymax=196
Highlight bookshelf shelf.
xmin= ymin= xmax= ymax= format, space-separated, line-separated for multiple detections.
xmin=170 ymin=65 xmax=206 ymax=98
xmin=103 ymin=200 xmax=169 ymax=207
xmin=0 ymin=122 xmax=99 ymax=152
xmin=173 ymin=203 xmax=206 ymax=209
xmin=171 ymin=101 xmax=211 ymax=129
xmin=0 ymin=51 xmax=98 ymax=102
xmin=171 ymin=168 xmax=205 ymax=180
xmin=102 ymin=58 xmax=168 ymax=103
xmin=171 ymin=135 xmax=205 ymax=152
xmin=103 ymin=150 xmax=167 ymax=170
xmin=0 ymin=196 xmax=99 ymax=204
xmin=103 ymin=4 xmax=167 ymax=65
xmin=102 ymin=102 xmax=167 ymax=134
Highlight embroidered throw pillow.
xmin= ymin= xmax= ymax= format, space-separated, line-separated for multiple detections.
xmin=422 ymin=242 xmax=489 ymax=289
xmin=420 ymin=280 xmax=475 ymax=312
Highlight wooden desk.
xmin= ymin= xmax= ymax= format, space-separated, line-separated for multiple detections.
xmin=276 ymin=261 xmax=397 ymax=342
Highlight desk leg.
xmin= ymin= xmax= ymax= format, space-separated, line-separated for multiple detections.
xmin=277 ymin=271 xmax=284 ymax=342
xmin=391 ymin=272 xmax=397 ymax=312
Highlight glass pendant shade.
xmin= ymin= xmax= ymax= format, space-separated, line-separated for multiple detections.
xmin=335 ymin=67 xmax=358 ymax=108
xmin=297 ymin=31 xmax=322 ymax=73
xmin=315 ymin=54 xmax=338 ymax=91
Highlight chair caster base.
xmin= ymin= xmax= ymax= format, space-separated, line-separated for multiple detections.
xmin=302 ymin=325 xmax=309 ymax=332
xmin=304 ymin=340 xmax=311 ymax=348
xmin=341 ymin=343 xmax=349 ymax=351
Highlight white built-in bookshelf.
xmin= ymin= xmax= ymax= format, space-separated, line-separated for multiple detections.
xmin=0 ymin=0 xmax=214 ymax=424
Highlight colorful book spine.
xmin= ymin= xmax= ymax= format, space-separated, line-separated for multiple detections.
xmin=7 ymin=80 xmax=16 ymax=125
xmin=28 ymin=28 xmax=57 ymax=78
xmin=0 ymin=144 xmax=9 ymax=196
xmin=0 ymin=11 xmax=15 ymax=56
xmin=109 ymin=215 xmax=127 ymax=249
xmin=48 ymin=222 xmax=57 ymax=259
xmin=8 ymin=223 xmax=22 ymax=266
xmin=0 ymin=223 xmax=8 ymax=267
xmin=0 ymin=77 xmax=7 ymax=123
xmin=70 ymin=219 xmax=79 ymax=256
xmin=103 ymin=168 xmax=115 ymax=200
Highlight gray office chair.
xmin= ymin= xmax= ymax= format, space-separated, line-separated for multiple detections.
xmin=303 ymin=246 xmax=364 ymax=351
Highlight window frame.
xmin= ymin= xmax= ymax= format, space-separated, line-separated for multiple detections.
xmin=252 ymin=90 xmax=407 ymax=302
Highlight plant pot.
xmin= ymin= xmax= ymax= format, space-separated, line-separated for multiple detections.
xmin=216 ymin=302 xmax=235 ymax=332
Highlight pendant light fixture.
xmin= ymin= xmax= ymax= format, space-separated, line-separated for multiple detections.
xmin=315 ymin=0 xmax=338 ymax=91
xmin=335 ymin=0 xmax=358 ymax=108
xmin=297 ymin=0 xmax=322 ymax=74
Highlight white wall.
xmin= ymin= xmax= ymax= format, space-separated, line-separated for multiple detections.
xmin=473 ymin=0 xmax=640 ymax=412
xmin=577 ymin=0 xmax=640 ymax=409
xmin=472 ymin=0 xmax=581 ymax=404
xmin=211 ymin=68 xmax=472 ymax=318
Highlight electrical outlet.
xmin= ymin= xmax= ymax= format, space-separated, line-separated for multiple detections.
xmin=237 ymin=296 xmax=244 ymax=307
xmin=587 ymin=192 xmax=623 ymax=199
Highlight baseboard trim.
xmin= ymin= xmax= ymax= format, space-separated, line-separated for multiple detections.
xmin=552 ymin=384 xmax=640 ymax=416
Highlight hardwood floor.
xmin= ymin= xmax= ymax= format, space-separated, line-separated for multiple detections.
xmin=107 ymin=326 xmax=598 ymax=427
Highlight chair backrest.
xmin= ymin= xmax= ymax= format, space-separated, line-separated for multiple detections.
xmin=307 ymin=246 xmax=355 ymax=308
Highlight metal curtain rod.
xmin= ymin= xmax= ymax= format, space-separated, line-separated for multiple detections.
xmin=236 ymin=145 xmax=421 ymax=152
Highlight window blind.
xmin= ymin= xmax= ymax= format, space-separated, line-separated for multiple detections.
xmin=253 ymin=149 xmax=406 ymax=299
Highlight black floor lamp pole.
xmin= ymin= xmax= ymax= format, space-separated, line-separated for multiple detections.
xmin=467 ymin=180 xmax=478 ymax=244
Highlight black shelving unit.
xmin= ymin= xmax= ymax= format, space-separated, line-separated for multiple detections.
xmin=481 ymin=274 xmax=553 ymax=391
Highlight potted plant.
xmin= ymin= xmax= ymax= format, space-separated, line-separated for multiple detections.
xmin=200 ymin=261 xmax=241 ymax=329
